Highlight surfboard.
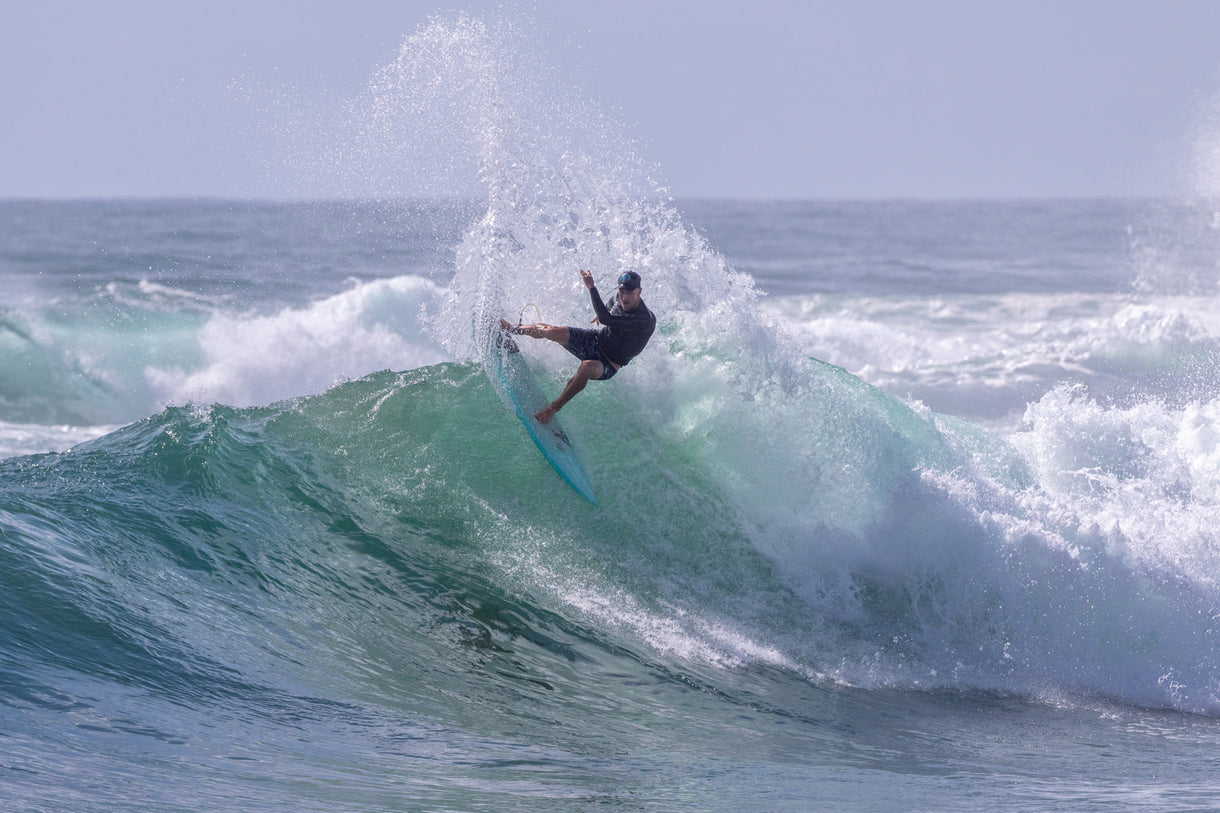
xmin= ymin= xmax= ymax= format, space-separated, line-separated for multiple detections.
xmin=487 ymin=324 xmax=598 ymax=505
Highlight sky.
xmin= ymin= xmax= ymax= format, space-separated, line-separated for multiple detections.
xmin=4 ymin=1 xmax=1220 ymax=199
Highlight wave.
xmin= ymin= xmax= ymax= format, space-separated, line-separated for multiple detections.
xmin=4 ymin=358 xmax=1220 ymax=716
xmin=143 ymin=275 xmax=448 ymax=409
xmin=0 ymin=274 xmax=449 ymax=451
xmin=769 ymin=290 xmax=1220 ymax=426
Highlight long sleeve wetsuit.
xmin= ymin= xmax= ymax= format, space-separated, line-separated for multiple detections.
xmin=587 ymin=286 xmax=656 ymax=366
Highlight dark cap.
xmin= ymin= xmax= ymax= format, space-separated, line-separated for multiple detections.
xmin=617 ymin=271 xmax=642 ymax=291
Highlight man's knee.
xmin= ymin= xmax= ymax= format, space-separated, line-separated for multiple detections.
xmin=576 ymin=359 xmax=604 ymax=381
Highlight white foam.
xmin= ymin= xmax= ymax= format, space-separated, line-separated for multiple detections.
xmin=145 ymin=276 xmax=449 ymax=408
xmin=1010 ymin=386 xmax=1220 ymax=588
xmin=766 ymin=291 xmax=1220 ymax=428
xmin=0 ymin=421 xmax=116 ymax=459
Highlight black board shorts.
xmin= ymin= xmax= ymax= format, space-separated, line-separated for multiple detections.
xmin=562 ymin=328 xmax=618 ymax=380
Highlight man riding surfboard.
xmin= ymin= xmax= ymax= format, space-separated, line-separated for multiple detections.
xmin=506 ymin=269 xmax=656 ymax=424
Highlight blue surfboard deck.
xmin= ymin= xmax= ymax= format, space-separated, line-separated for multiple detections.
xmin=488 ymin=327 xmax=597 ymax=505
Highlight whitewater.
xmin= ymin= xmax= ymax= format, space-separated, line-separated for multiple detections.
xmin=5 ymin=14 xmax=1220 ymax=812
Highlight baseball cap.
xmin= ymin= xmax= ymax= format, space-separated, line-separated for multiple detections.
xmin=617 ymin=271 xmax=642 ymax=290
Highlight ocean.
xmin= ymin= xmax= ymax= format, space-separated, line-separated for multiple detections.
xmin=6 ymin=15 xmax=1220 ymax=813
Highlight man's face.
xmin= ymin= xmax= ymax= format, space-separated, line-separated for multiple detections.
xmin=618 ymin=285 xmax=642 ymax=309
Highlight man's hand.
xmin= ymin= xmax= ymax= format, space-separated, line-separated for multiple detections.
xmin=579 ymin=269 xmax=596 ymax=289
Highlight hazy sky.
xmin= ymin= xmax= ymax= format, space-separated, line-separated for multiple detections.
xmin=5 ymin=1 xmax=1220 ymax=199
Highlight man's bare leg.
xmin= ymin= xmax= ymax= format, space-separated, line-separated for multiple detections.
xmin=504 ymin=323 xmax=602 ymax=423
xmin=515 ymin=323 xmax=569 ymax=344
xmin=536 ymin=359 xmax=603 ymax=424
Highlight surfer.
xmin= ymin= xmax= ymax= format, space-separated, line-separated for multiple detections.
xmin=509 ymin=269 xmax=656 ymax=424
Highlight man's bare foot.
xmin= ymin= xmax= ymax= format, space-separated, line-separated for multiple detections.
xmin=535 ymin=404 xmax=557 ymax=424
xmin=501 ymin=318 xmax=544 ymax=337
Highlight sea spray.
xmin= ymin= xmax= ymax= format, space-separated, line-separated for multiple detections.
xmin=363 ymin=15 xmax=729 ymax=358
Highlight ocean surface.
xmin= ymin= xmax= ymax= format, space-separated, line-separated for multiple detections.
xmin=7 ymin=16 xmax=1220 ymax=813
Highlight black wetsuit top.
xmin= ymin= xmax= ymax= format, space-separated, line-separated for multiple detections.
xmin=588 ymin=286 xmax=656 ymax=367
